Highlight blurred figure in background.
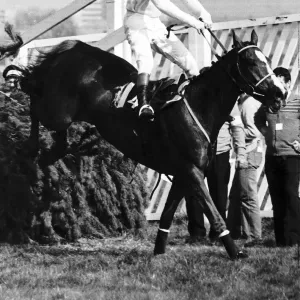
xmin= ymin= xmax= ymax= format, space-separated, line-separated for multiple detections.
xmin=3 ymin=65 xmax=22 ymax=94
xmin=0 ymin=65 xmax=28 ymax=113
xmin=227 ymin=93 xmax=263 ymax=247
xmin=1 ymin=65 xmax=23 ymax=106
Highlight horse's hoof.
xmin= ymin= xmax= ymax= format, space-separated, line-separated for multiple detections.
xmin=232 ymin=250 xmax=249 ymax=260
xmin=220 ymin=232 xmax=244 ymax=259
xmin=139 ymin=105 xmax=155 ymax=122
xmin=154 ymin=230 xmax=168 ymax=255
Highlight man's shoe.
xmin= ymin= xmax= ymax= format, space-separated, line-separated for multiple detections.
xmin=234 ymin=250 xmax=249 ymax=259
xmin=139 ymin=104 xmax=154 ymax=121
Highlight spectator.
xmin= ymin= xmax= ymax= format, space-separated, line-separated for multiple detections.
xmin=1 ymin=65 xmax=29 ymax=114
xmin=1 ymin=65 xmax=23 ymax=106
xmin=227 ymin=92 xmax=263 ymax=247
xmin=186 ymin=101 xmax=245 ymax=243
xmin=2 ymin=65 xmax=22 ymax=95
xmin=255 ymin=67 xmax=300 ymax=247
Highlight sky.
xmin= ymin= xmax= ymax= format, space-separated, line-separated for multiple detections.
xmin=2 ymin=0 xmax=74 ymax=10
xmin=2 ymin=0 xmax=300 ymax=21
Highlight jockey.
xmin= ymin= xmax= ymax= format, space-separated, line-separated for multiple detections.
xmin=124 ymin=0 xmax=212 ymax=121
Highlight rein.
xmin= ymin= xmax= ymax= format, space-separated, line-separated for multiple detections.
xmin=166 ymin=24 xmax=274 ymax=98
xmin=202 ymin=35 xmax=274 ymax=98
xmin=236 ymin=45 xmax=275 ymax=97
xmin=161 ymin=44 xmax=273 ymax=145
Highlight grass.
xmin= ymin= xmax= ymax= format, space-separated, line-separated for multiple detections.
xmin=0 ymin=218 xmax=300 ymax=300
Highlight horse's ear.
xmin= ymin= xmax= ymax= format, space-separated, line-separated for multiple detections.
xmin=178 ymin=73 xmax=187 ymax=86
xmin=251 ymin=29 xmax=258 ymax=45
xmin=232 ymin=30 xmax=243 ymax=49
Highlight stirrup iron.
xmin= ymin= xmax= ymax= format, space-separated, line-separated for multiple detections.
xmin=138 ymin=104 xmax=154 ymax=117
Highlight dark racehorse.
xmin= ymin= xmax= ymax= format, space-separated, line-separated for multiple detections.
xmin=7 ymin=29 xmax=286 ymax=259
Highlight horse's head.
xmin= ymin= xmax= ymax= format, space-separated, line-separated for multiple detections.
xmin=231 ymin=29 xmax=287 ymax=112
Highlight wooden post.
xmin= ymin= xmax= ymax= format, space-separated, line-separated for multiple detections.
xmin=188 ymin=27 xmax=212 ymax=70
xmin=12 ymin=44 xmax=30 ymax=67
xmin=106 ymin=0 xmax=129 ymax=60
xmin=20 ymin=0 xmax=97 ymax=46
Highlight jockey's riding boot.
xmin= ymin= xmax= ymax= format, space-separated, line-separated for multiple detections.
xmin=154 ymin=229 xmax=169 ymax=255
xmin=220 ymin=232 xmax=249 ymax=260
xmin=136 ymin=73 xmax=154 ymax=121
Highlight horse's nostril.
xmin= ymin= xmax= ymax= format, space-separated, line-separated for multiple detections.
xmin=275 ymin=89 xmax=287 ymax=101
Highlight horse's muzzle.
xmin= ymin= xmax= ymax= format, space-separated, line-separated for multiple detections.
xmin=268 ymin=89 xmax=288 ymax=113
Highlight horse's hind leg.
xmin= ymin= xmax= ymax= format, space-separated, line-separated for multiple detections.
xmin=154 ymin=176 xmax=185 ymax=255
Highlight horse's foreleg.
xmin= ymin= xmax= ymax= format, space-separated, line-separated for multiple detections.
xmin=52 ymin=129 xmax=68 ymax=157
xmin=184 ymin=165 xmax=247 ymax=260
xmin=154 ymin=176 xmax=185 ymax=255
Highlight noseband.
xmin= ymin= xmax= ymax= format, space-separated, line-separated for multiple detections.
xmin=236 ymin=45 xmax=275 ymax=97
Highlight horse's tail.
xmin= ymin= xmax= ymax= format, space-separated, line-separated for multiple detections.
xmin=20 ymin=40 xmax=81 ymax=97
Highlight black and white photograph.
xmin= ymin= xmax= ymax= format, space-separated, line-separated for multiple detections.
xmin=0 ymin=0 xmax=300 ymax=299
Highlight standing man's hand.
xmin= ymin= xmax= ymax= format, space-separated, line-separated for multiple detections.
xmin=235 ymin=157 xmax=248 ymax=169
xmin=290 ymin=140 xmax=300 ymax=152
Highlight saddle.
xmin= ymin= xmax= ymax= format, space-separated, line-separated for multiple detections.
xmin=113 ymin=74 xmax=188 ymax=113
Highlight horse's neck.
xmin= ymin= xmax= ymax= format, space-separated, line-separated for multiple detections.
xmin=187 ymin=57 xmax=241 ymax=140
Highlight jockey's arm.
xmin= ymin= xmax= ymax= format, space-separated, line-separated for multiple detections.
xmin=150 ymin=0 xmax=205 ymax=30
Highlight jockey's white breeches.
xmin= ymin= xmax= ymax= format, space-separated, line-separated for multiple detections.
xmin=124 ymin=13 xmax=199 ymax=77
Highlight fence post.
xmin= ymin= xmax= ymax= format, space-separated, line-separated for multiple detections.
xmin=188 ymin=27 xmax=212 ymax=70
xmin=106 ymin=0 xmax=132 ymax=62
xmin=12 ymin=44 xmax=29 ymax=68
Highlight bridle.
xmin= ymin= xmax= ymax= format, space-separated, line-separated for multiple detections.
xmin=166 ymin=24 xmax=275 ymax=98
xmin=195 ymin=28 xmax=275 ymax=98
xmin=236 ymin=45 xmax=275 ymax=97
xmin=180 ymin=44 xmax=276 ymax=144
xmin=166 ymin=24 xmax=276 ymax=99
xmin=165 ymin=25 xmax=278 ymax=144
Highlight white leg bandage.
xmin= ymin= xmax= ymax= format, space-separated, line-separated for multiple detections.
xmin=219 ymin=230 xmax=230 ymax=238
xmin=159 ymin=228 xmax=170 ymax=233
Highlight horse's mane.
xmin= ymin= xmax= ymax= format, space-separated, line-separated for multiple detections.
xmin=192 ymin=40 xmax=256 ymax=84
xmin=20 ymin=40 xmax=82 ymax=96
xmin=25 ymin=40 xmax=80 ymax=74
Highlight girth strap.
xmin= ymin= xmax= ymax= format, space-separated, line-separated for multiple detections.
xmin=116 ymin=82 xmax=135 ymax=108
xmin=162 ymin=79 xmax=211 ymax=144
xmin=182 ymin=96 xmax=211 ymax=144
